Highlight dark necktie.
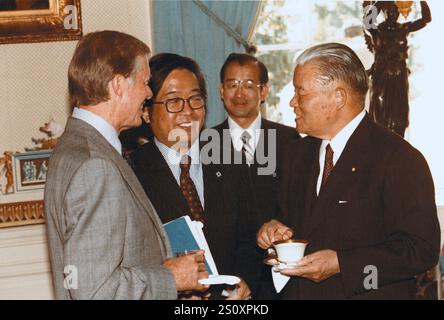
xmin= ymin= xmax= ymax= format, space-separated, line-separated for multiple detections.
xmin=180 ymin=155 xmax=204 ymax=223
xmin=241 ymin=131 xmax=254 ymax=165
xmin=321 ymin=144 xmax=334 ymax=187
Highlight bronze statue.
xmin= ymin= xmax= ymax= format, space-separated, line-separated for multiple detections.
xmin=363 ymin=1 xmax=431 ymax=137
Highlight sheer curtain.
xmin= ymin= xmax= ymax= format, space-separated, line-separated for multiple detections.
xmin=152 ymin=0 xmax=261 ymax=127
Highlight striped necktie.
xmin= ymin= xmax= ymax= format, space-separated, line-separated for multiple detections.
xmin=179 ymin=155 xmax=204 ymax=222
xmin=321 ymin=143 xmax=334 ymax=187
xmin=241 ymin=131 xmax=254 ymax=165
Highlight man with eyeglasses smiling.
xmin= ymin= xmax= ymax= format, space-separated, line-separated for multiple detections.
xmin=152 ymin=93 xmax=205 ymax=114
xmin=131 ymin=53 xmax=258 ymax=300
xmin=213 ymin=53 xmax=300 ymax=299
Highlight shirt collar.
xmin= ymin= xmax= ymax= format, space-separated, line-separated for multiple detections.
xmin=228 ymin=113 xmax=262 ymax=151
xmin=72 ymin=107 xmax=122 ymax=155
xmin=320 ymin=110 xmax=366 ymax=164
xmin=154 ymin=137 xmax=201 ymax=165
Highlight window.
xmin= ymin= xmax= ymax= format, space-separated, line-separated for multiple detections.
xmin=253 ymin=0 xmax=444 ymax=204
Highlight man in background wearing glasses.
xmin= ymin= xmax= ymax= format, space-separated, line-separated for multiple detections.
xmin=213 ymin=53 xmax=299 ymax=299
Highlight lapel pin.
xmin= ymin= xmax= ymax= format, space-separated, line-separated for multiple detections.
xmin=216 ymin=171 xmax=222 ymax=178
xmin=352 ymin=167 xmax=356 ymax=172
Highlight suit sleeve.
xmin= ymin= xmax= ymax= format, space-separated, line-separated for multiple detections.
xmin=63 ymin=158 xmax=177 ymax=300
xmin=337 ymin=146 xmax=441 ymax=297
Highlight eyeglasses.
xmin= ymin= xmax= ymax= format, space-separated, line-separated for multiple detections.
xmin=223 ymin=79 xmax=262 ymax=92
xmin=152 ymin=94 xmax=205 ymax=113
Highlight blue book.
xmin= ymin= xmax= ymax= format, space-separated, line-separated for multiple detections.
xmin=164 ymin=216 xmax=213 ymax=274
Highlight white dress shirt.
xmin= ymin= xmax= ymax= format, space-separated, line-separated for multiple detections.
xmin=155 ymin=138 xmax=205 ymax=208
xmin=228 ymin=113 xmax=262 ymax=153
xmin=72 ymin=107 xmax=122 ymax=155
xmin=316 ymin=110 xmax=366 ymax=195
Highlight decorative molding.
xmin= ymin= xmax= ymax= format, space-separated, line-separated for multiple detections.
xmin=0 ymin=200 xmax=44 ymax=228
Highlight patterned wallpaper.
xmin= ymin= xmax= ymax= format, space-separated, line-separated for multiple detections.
xmin=0 ymin=0 xmax=152 ymax=155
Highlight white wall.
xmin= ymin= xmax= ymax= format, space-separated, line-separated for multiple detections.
xmin=0 ymin=0 xmax=153 ymax=155
xmin=408 ymin=0 xmax=444 ymax=206
xmin=0 ymin=224 xmax=53 ymax=299
xmin=0 ymin=0 xmax=153 ymax=300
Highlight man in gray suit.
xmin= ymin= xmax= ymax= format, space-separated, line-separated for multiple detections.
xmin=45 ymin=31 xmax=208 ymax=300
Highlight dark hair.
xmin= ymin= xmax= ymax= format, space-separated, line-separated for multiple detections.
xmin=68 ymin=30 xmax=150 ymax=108
xmin=295 ymin=42 xmax=369 ymax=101
xmin=219 ymin=53 xmax=269 ymax=85
xmin=146 ymin=53 xmax=207 ymax=115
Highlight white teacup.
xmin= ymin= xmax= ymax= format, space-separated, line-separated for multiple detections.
xmin=273 ymin=239 xmax=308 ymax=267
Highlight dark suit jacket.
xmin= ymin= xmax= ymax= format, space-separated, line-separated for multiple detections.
xmin=279 ymin=114 xmax=441 ymax=299
xmin=213 ymin=117 xmax=299 ymax=299
xmin=213 ymin=118 xmax=299 ymax=230
xmin=130 ymin=140 xmax=261 ymax=294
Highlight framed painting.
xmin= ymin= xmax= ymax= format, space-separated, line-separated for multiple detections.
xmin=0 ymin=0 xmax=82 ymax=44
xmin=0 ymin=150 xmax=49 ymax=228
xmin=12 ymin=150 xmax=51 ymax=192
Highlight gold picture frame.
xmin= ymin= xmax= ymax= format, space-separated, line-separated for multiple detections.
xmin=0 ymin=0 xmax=82 ymax=44
xmin=12 ymin=150 xmax=51 ymax=192
xmin=0 ymin=150 xmax=49 ymax=228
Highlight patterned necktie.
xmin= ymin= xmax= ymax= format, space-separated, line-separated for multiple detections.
xmin=241 ymin=131 xmax=254 ymax=165
xmin=180 ymin=155 xmax=204 ymax=223
xmin=321 ymin=144 xmax=334 ymax=187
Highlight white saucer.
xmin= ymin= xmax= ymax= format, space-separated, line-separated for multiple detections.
xmin=279 ymin=262 xmax=297 ymax=269
xmin=272 ymin=262 xmax=298 ymax=271
xmin=198 ymin=275 xmax=241 ymax=286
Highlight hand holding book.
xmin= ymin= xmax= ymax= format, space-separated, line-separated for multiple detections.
xmin=164 ymin=216 xmax=241 ymax=286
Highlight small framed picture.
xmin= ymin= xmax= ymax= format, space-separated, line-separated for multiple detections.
xmin=12 ymin=150 xmax=51 ymax=192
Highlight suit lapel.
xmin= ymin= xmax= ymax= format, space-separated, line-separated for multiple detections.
xmin=299 ymin=138 xmax=321 ymax=237
xmin=69 ymin=119 xmax=171 ymax=256
xmin=201 ymin=136 xmax=228 ymax=229
xmin=304 ymin=116 xmax=373 ymax=238
xmin=103 ymin=142 xmax=173 ymax=257
xmin=255 ymin=119 xmax=268 ymax=165
xmin=202 ymin=163 xmax=212 ymax=226
xmin=143 ymin=143 xmax=190 ymax=217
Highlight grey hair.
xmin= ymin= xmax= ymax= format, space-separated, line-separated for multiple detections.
xmin=295 ymin=43 xmax=368 ymax=99
xmin=127 ymin=54 xmax=149 ymax=86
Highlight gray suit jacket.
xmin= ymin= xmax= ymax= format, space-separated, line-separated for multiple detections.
xmin=45 ymin=118 xmax=177 ymax=300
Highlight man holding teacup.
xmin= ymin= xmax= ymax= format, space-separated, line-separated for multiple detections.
xmin=257 ymin=43 xmax=440 ymax=300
